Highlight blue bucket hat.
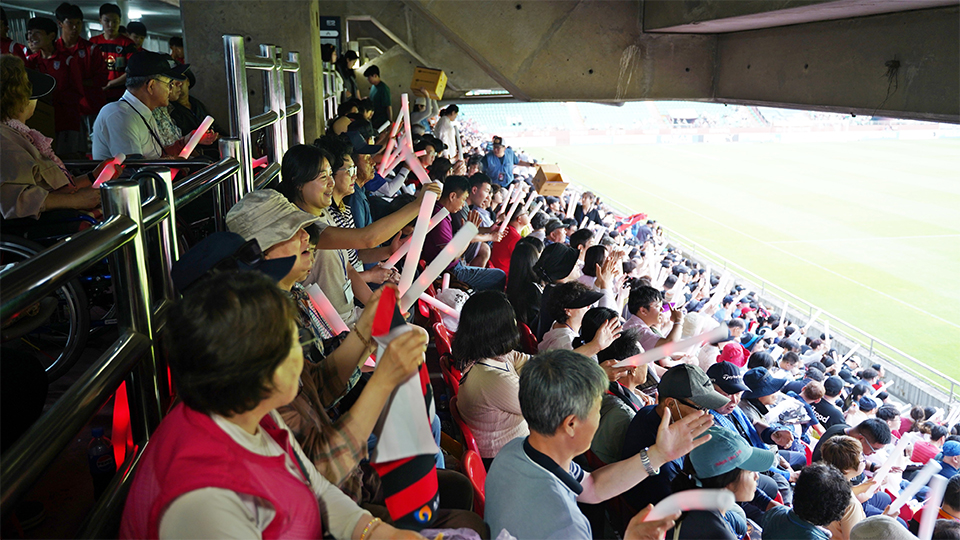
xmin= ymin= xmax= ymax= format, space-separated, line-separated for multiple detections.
xmin=742 ymin=367 xmax=789 ymax=399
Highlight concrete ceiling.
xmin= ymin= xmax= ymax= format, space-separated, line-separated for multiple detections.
xmin=1 ymin=0 xmax=182 ymax=37
xmin=333 ymin=0 xmax=957 ymax=122
xmin=643 ymin=0 xmax=957 ymax=33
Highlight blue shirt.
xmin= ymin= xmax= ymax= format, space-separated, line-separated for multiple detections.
xmin=486 ymin=437 xmax=591 ymax=539
xmin=349 ymin=186 xmax=372 ymax=229
xmin=938 ymin=460 xmax=959 ymax=479
xmin=482 ymin=148 xmax=520 ymax=187
xmin=762 ymin=505 xmax=830 ymax=540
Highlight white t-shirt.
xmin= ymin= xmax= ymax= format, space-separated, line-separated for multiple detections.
xmin=539 ymin=326 xmax=577 ymax=352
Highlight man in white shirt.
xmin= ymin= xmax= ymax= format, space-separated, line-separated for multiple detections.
xmin=92 ymin=50 xmax=193 ymax=159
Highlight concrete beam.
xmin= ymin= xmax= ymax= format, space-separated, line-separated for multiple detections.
xmin=180 ymin=0 xmax=326 ymax=141
xmin=644 ymin=0 xmax=954 ymax=34
xmin=403 ymin=0 xmax=716 ymax=101
xmin=714 ymin=6 xmax=960 ymax=122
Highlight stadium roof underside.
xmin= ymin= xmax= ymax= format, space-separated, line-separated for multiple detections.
xmin=176 ymin=0 xmax=959 ymax=138
xmin=330 ymin=0 xmax=959 ymax=124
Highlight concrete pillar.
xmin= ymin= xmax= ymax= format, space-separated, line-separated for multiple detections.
xmin=180 ymin=0 xmax=325 ymax=142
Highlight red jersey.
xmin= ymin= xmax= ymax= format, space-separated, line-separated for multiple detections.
xmin=489 ymin=224 xmax=521 ymax=272
xmin=25 ymin=50 xmax=86 ymax=132
xmin=89 ymin=34 xmax=137 ymax=101
xmin=56 ymin=37 xmax=108 ymax=113
xmin=1 ymin=37 xmax=26 ymax=59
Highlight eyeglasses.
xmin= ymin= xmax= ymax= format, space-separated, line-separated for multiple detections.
xmin=861 ymin=437 xmax=877 ymax=454
xmin=676 ymin=398 xmax=706 ymax=412
xmin=153 ymin=77 xmax=177 ymax=89
xmin=338 ymin=166 xmax=358 ymax=176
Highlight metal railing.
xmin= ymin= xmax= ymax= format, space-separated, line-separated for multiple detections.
xmin=223 ymin=34 xmax=305 ymax=204
xmin=657 ymin=224 xmax=960 ymax=405
xmin=0 ymin=34 xmax=305 ymax=537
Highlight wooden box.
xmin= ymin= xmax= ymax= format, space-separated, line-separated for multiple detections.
xmin=532 ymin=164 xmax=568 ymax=197
xmin=410 ymin=67 xmax=448 ymax=101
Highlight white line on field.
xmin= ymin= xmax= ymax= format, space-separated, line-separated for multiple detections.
xmin=767 ymin=234 xmax=960 ymax=244
xmin=535 ymin=147 xmax=960 ymax=331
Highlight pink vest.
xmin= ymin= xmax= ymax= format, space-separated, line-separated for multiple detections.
xmin=120 ymin=403 xmax=323 ymax=539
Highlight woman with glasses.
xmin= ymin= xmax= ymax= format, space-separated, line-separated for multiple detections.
xmin=120 ymin=272 xmax=425 ymax=540
xmin=277 ymin=140 xmax=440 ymax=327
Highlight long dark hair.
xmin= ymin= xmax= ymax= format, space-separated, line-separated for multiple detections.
xmin=451 ymin=291 xmax=520 ymax=371
xmin=506 ymin=242 xmax=542 ymax=325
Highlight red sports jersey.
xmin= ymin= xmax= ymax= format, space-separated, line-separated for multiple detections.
xmin=89 ymin=34 xmax=137 ymax=102
xmin=25 ymin=50 xmax=85 ymax=132
xmin=56 ymin=37 xmax=108 ymax=113
xmin=1 ymin=37 xmax=26 ymax=59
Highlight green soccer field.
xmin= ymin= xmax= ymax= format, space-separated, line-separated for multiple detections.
xmin=525 ymin=139 xmax=960 ymax=380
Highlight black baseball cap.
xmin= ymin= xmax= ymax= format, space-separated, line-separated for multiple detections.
xmin=126 ymin=51 xmax=189 ymax=80
xmin=660 ymin=364 xmax=731 ymax=411
xmin=707 ymin=361 xmax=751 ymax=394
xmin=534 ymin=243 xmax=579 ymax=283
xmin=824 ymin=376 xmax=844 ymax=396
xmin=561 ymin=287 xmax=604 ymax=310
xmin=344 ymin=130 xmax=382 ymax=155
xmin=26 ymin=68 xmax=56 ymax=99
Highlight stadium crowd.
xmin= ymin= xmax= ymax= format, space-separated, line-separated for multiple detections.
xmin=2 ymin=5 xmax=959 ymax=540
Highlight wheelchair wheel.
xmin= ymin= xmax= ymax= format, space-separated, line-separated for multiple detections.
xmin=0 ymin=235 xmax=90 ymax=382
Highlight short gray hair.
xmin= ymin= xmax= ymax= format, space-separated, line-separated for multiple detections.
xmin=519 ymin=349 xmax=607 ymax=435
xmin=126 ymin=75 xmax=154 ymax=90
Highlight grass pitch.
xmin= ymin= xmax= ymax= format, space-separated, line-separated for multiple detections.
xmin=525 ymin=139 xmax=960 ymax=380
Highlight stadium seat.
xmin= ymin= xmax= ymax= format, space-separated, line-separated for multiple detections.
xmin=803 ymin=441 xmax=813 ymax=466
xmin=450 ymin=395 xmax=481 ymax=456
xmin=438 ymin=354 xmax=461 ymax=395
xmin=517 ymin=322 xmax=538 ymax=355
xmin=433 ymin=322 xmax=453 ymax=358
xmin=461 ymin=450 xmax=487 ymax=518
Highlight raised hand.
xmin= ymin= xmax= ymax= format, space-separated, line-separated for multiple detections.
xmin=651 ymin=407 xmax=714 ymax=463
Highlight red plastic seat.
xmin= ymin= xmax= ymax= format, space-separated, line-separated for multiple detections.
xmin=517 ymin=321 xmax=539 ymax=355
xmin=803 ymin=441 xmax=813 ymax=466
xmin=438 ymin=354 xmax=461 ymax=395
xmin=461 ymin=449 xmax=487 ymax=518
xmin=432 ymin=322 xmax=453 ymax=358
xmin=774 ymin=491 xmax=784 ymax=505
xmin=450 ymin=395 xmax=481 ymax=456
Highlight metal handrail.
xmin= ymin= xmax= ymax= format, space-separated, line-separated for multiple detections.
xmin=61 ymin=158 xmax=214 ymax=170
xmin=253 ymin=162 xmax=281 ymax=190
xmin=250 ymin=110 xmax=281 ymax=133
xmin=0 ymin=331 xmax=150 ymax=517
xmin=0 ymin=215 xmax=137 ymax=320
xmin=244 ymin=55 xmax=273 ymax=70
xmin=286 ymin=102 xmax=303 ymax=118
xmin=173 ymin=157 xmax=241 ymax=208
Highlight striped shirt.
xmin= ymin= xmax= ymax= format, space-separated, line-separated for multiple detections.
xmin=326 ymin=200 xmax=363 ymax=271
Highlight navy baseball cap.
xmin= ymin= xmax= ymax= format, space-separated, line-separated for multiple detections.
xmin=707 ymin=362 xmax=750 ymax=394
xmin=824 ymin=376 xmax=844 ymax=396
xmin=171 ymin=232 xmax=294 ymax=294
